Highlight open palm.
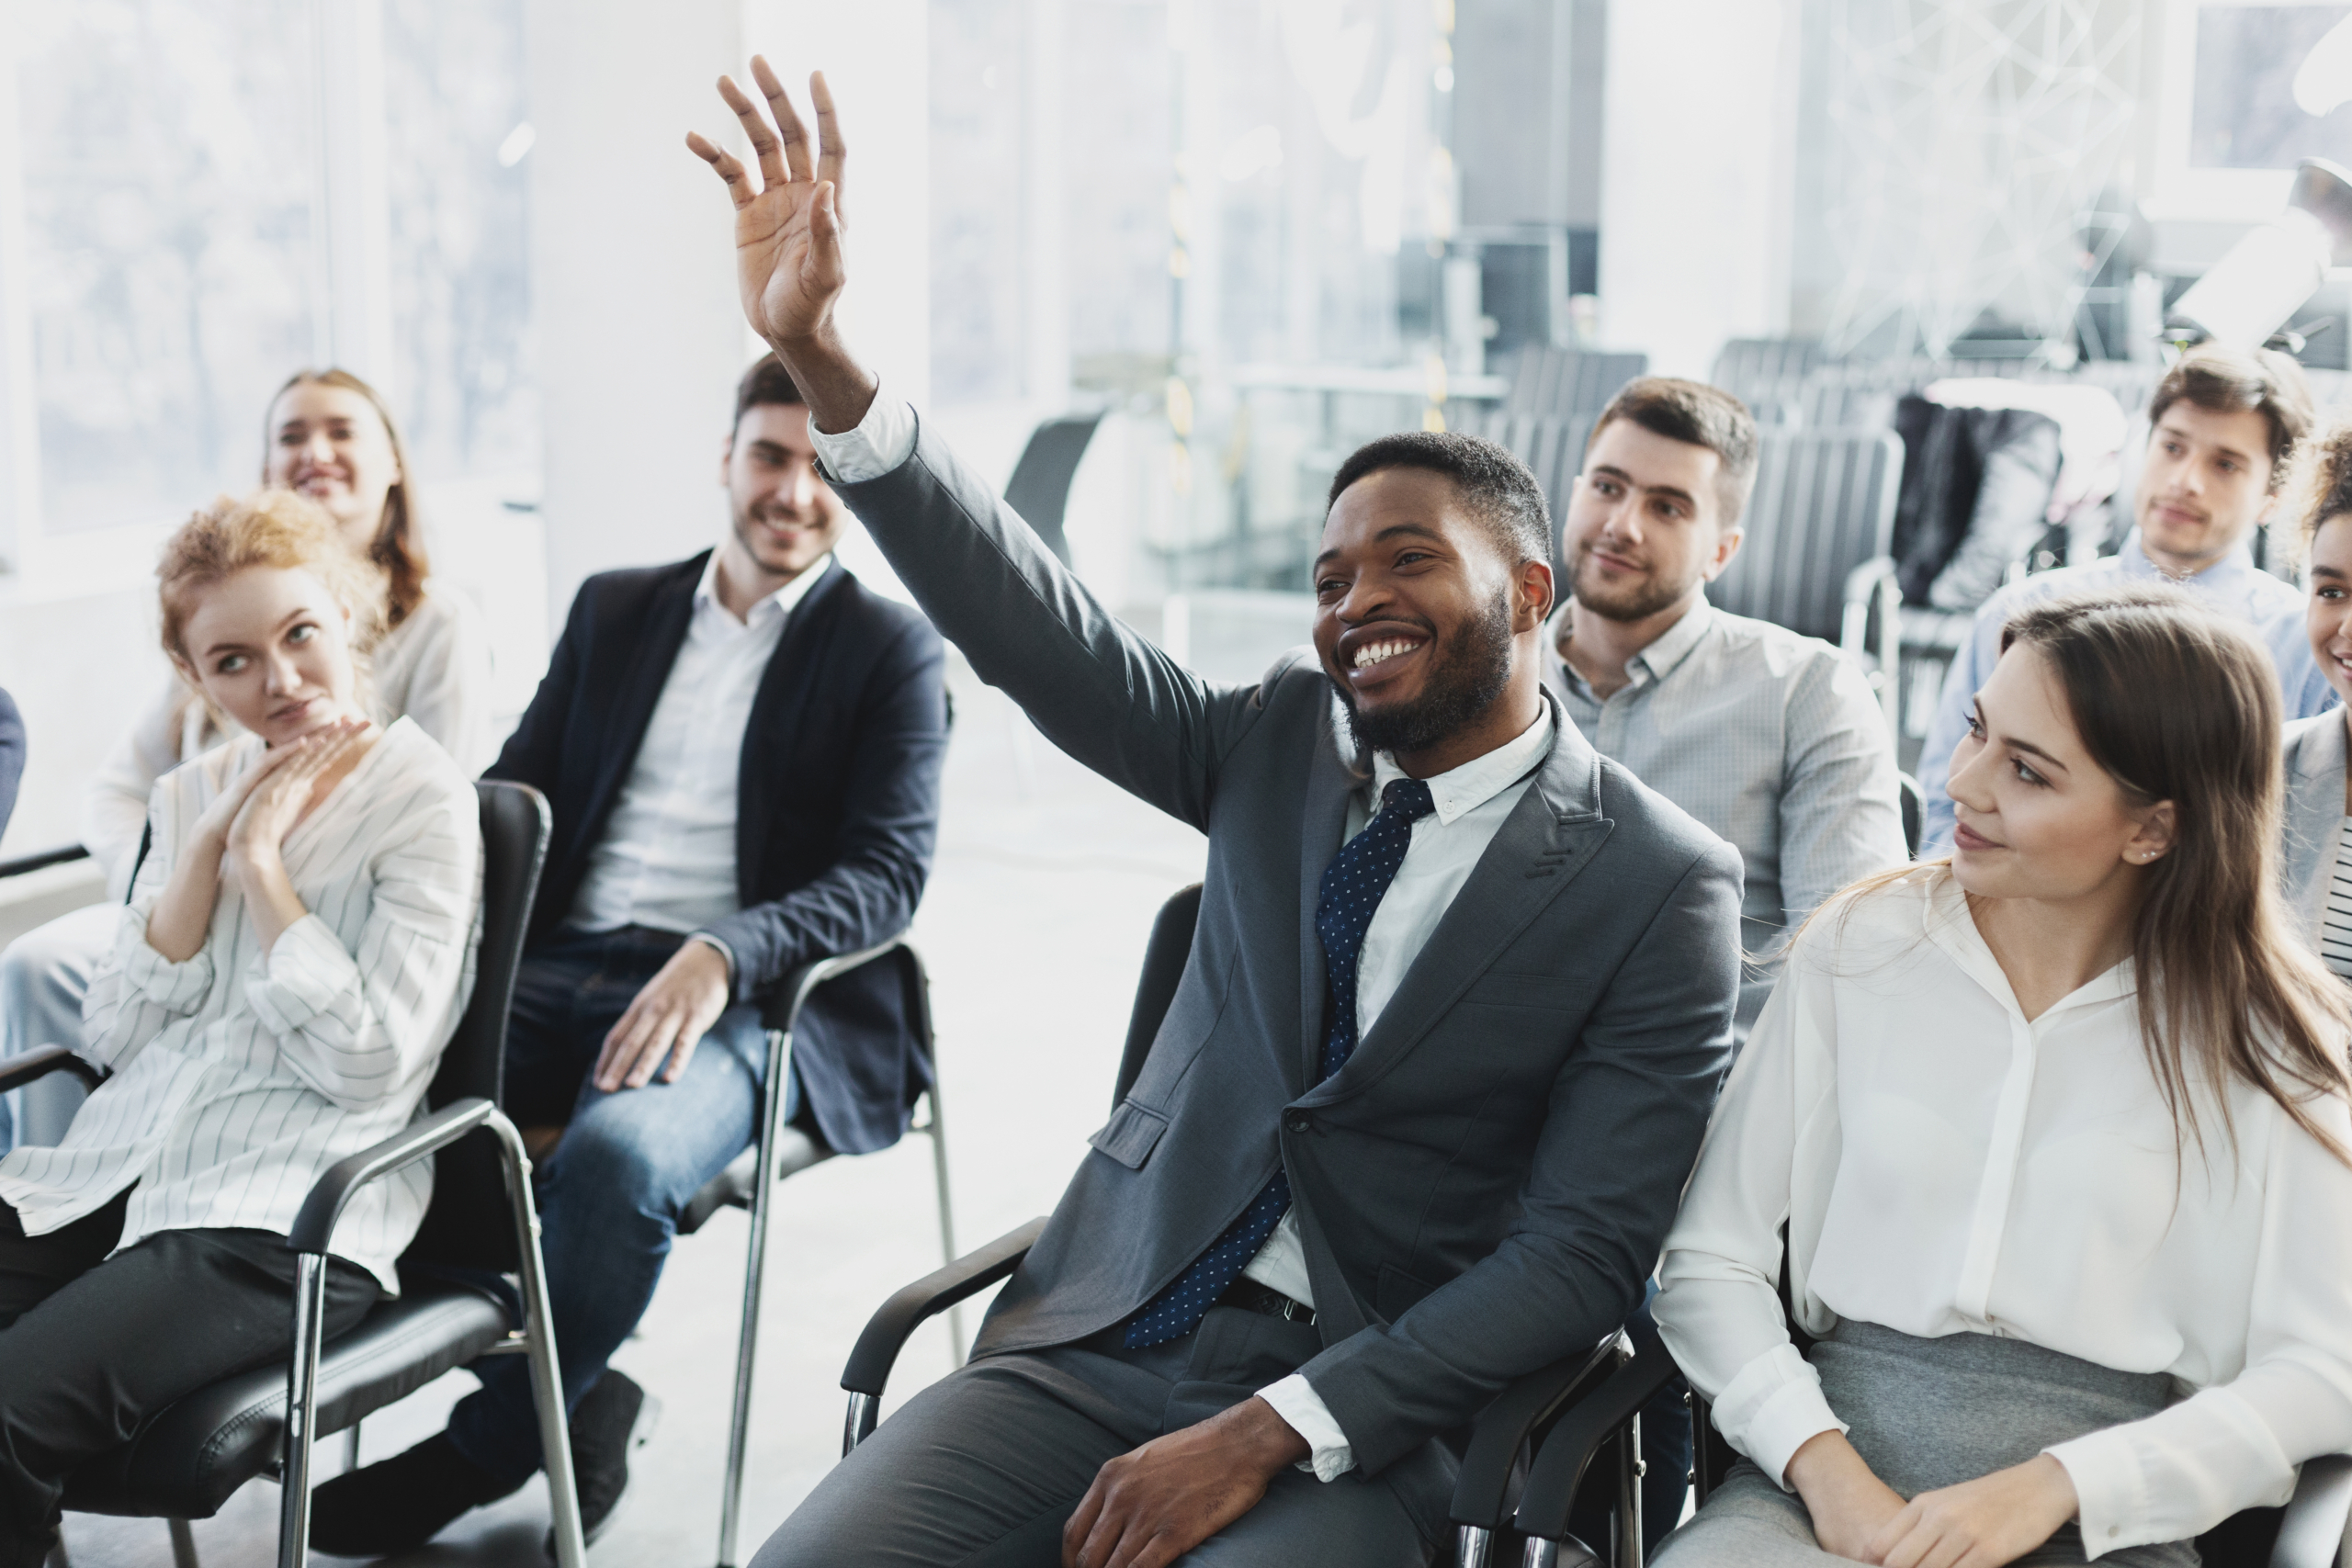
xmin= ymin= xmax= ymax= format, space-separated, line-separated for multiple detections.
xmin=687 ymin=58 xmax=847 ymax=347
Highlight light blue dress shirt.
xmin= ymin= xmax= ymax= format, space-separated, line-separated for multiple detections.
xmin=1917 ymin=531 xmax=2335 ymax=854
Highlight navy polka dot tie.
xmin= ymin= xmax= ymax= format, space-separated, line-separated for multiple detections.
xmin=1123 ymin=778 xmax=1438 ymax=1348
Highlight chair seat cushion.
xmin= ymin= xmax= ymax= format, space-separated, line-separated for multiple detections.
xmin=678 ymin=1129 xmax=832 ymax=1236
xmin=62 ymin=1279 xmax=512 ymax=1520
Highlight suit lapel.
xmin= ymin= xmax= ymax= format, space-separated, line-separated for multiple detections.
xmin=1296 ymin=696 xmax=1363 ymax=1089
xmin=573 ymin=558 xmax=702 ymax=854
xmin=1305 ymin=707 xmax=1611 ymax=1103
xmin=733 ymin=560 xmax=846 ymax=898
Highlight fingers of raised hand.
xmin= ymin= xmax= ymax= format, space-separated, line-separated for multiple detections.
xmin=749 ymin=55 xmax=815 ymax=184
xmin=686 ymin=131 xmax=757 ymax=208
xmin=716 ymin=71 xmax=788 ymax=188
xmin=808 ymin=71 xmax=846 ymax=214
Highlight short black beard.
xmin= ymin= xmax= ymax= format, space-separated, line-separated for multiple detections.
xmin=1331 ymin=595 xmax=1518 ymax=758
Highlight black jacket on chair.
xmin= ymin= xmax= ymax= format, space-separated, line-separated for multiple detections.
xmin=486 ymin=551 xmax=949 ymax=1156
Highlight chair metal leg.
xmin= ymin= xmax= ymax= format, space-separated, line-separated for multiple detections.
xmin=165 ymin=1519 xmax=198 ymax=1568
xmin=924 ymin=1082 xmax=964 ymax=1359
xmin=341 ymin=1420 xmax=360 ymax=1474
xmin=1616 ymin=1415 xmax=1644 ymax=1568
xmin=275 ymin=1252 xmax=332 ymax=1568
xmin=1457 ymin=1524 xmax=1492 ymax=1567
xmin=718 ymin=1026 xmax=797 ymax=1568
xmin=488 ymin=1113 xmax=585 ymax=1568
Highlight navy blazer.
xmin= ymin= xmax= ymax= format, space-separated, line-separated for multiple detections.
xmin=487 ymin=553 xmax=949 ymax=1156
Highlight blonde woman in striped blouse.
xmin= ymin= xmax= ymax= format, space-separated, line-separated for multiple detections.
xmin=0 ymin=491 xmax=481 ymax=1568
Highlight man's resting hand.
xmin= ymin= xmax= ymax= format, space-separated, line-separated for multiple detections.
xmin=1061 ymin=1395 xmax=1311 ymax=1568
xmin=592 ymin=937 xmax=733 ymax=1092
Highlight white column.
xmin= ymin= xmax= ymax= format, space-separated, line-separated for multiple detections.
xmin=309 ymin=0 xmax=396 ymax=388
xmin=1594 ymin=0 xmax=1799 ymax=378
xmin=1023 ymin=0 xmax=1070 ymax=410
xmin=0 ymin=0 xmax=38 ymax=576
xmin=526 ymin=0 xmax=749 ymax=623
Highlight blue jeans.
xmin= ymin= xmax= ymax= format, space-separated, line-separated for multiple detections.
xmin=447 ymin=927 xmax=792 ymax=1483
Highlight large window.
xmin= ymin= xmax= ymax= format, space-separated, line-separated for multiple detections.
xmin=16 ymin=0 xmax=316 ymax=534
xmin=1 ymin=0 xmax=537 ymax=551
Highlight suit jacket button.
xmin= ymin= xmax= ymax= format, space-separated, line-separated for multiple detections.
xmin=1283 ymin=1111 xmax=1313 ymax=1134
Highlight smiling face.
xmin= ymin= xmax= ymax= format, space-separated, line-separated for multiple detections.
xmin=1312 ymin=466 xmax=1551 ymax=761
xmin=721 ymin=401 xmax=848 ymax=588
xmin=2308 ymin=514 xmax=2352 ymax=709
xmin=264 ymin=382 xmax=401 ymax=549
xmin=2135 ymin=401 xmax=2278 ymax=575
xmin=175 ymin=566 xmax=362 ymax=746
xmin=1945 ymin=640 xmax=2175 ymax=901
xmin=1561 ymin=419 xmax=1743 ymax=624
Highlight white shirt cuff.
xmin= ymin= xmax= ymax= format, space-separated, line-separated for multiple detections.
xmin=1711 ymin=1344 xmax=1849 ymax=1492
xmin=1259 ymin=1373 xmax=1356 ymax=1482
xmin=121 ymin=910 xmax=216 ymax=1015
xmin=808 ymin=388 xmax=916 ymax=483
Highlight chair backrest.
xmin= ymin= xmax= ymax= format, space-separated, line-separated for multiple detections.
xmin=1114 ymin=884 xmax=1204 ymax=1111
xmin=1707 ymin=428 xmax=1904 ymax=643
xmin=1478 ymin=411 xmax=1599 ymax=536
xmin=1898 ymin=772 xmax=1924 ymax=860
xmin=402 ymin=780 xmax=553 ymax=1271
xmin=1503 ymin=347 xmax=1648 ymax=418
xmin=1004 ymin=412 xmax=1106 ymax=567
xmin=1711 ymin=337 xmax=1825 ymax=405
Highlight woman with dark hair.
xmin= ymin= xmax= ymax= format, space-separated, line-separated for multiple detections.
xmin=0 ymin=368 xmax=494 ymax=1157
xmin=1652 ymin=586 xmax=2352 ymax=1566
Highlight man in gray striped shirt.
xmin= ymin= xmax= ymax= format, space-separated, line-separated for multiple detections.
xmin=1544 ymin=378 xmax=1909 ymax=1037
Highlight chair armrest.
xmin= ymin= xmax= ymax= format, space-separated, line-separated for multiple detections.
xmin=1448 ymin=1335 xmax=1629 ymax=1531
xmin=0 ymin=844 xmax=91 ymax=881
xmin=1512 ymin=1317 xmax=1681 ymax=1542
xmin=842 ymin=1217 xmax=1047 ymax=1396
xmin=0 ymin=1043 xmax=105 ymax=1094
xmin=2271 ymin=1453 xmax=2352 ymax=1568
xmin=1838 ymin=556 xmax=1900 ymax=654
xmin=286 ymin=1098 xmax=499 ymax=1256
xmin=758 ymin=934 xmax=910 ymax=1033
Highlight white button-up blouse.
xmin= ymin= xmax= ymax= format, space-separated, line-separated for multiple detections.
xmin=1654 ymin=866 xmax=2352 ymax=1555
xmin=0 ymin=717 xmax=482 ymax=1292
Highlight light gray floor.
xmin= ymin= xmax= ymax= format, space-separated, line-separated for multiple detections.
xmin=51 ymin=662 xmax=1212 ymax=1568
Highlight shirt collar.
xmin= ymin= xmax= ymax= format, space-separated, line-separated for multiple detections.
xmin=2114 ymin=528 xmax=2256 ymax=590
xmin=1370 ymin=705 xmax=1555 ymax=827
xmin=1550 ymin=596 xmax=1716 ymax=694
xmin=1917 ymin=865 xmax=2137 ymax=1021
xmin=694 ymin=548 xmax=832 ymax=628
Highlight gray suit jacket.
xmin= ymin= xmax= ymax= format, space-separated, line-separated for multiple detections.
xmin=829 ymin=417 xmax=1743 ymax=1499
xmin=2282 ymin=713 xmax=2346 ymax=942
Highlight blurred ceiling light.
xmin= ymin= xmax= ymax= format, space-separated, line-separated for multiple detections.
xmin=496 ymin=121 xmax=536 ymax=168
xmin=2295 ymin=15 xmax=2352 ymax=117
xmin=1218 ymin=125 xmax=1284 ymax=182
xmin=2165 ymin=158 xmax=2352 ymax=349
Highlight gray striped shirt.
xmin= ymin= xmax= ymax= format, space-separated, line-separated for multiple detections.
xmin=0 ymin=717 xmax=482 ymax=1292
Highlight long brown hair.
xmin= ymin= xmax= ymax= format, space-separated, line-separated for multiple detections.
xmin=263 ymin=369 xmax=428 ymax=628
xmin=1927 ymin=587 xmax=2352 ymax=1165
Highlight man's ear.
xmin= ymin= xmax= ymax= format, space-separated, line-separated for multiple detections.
xmin=1517 ymin=558 xmax=1555 ymax=628
xmin=719 ymin=434 xmax=736 ymax=488
xmin=1702 ymin=523 xmax=1747 ymax=583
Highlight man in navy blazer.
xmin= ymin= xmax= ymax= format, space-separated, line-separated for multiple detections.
xmin=314 ymin=355 xmax=949 ymax=1552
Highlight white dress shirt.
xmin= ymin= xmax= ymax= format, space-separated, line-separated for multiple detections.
xmin=1 ymin=718 xmax=483 ymax=1292
xmin=811 ymin=387 xmax=1565 ymax=1482
xmin=84 ymin=581 xmax=497 ymax=897
xmin=566 ymin=550 xmax=830 ymax=940
xmin=1655 ymin=865 xmax=2352 ymax=1556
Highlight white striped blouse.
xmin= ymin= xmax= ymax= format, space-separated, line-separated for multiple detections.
xmin=2322 ymin=818 xmax=2352 ymax=983
xmin=0 ymin=717 xmax=481 ymax=1292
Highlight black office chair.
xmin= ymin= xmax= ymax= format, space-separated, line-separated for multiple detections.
xmin=0 ymin=781 xmax=585 ymax=1568
xmin=825 ymin=883 xmax=1639 ymax=1568
xmin=1898 ymin=771 xmax=1925 ymax=860
xmin=1003 ymin=412 xmax=1107 ymax=567
xmin=1507 ymin=1303 xmax=2352 ymax=1568
xmin=670 ymin=938 xmax=956 ymax=1568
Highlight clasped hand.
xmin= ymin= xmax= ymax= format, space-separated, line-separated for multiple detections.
xmin=1789 ymin=1430 xmax=2079 ymax=1568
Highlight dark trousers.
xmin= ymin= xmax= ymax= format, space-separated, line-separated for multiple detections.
xmin=752 ymin=1306 xmax=1433 ymax=1568
xmin=0 ymin=1190 xmax=378 ymax=1568
xmin=447 ymin=927 xmax=777 ymax=1483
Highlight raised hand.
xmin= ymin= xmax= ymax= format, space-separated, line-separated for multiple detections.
xmin=687 ymin=59 xmax=847 ymax=353
xmin=687 ymin=59 xmax=876 ymax=433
